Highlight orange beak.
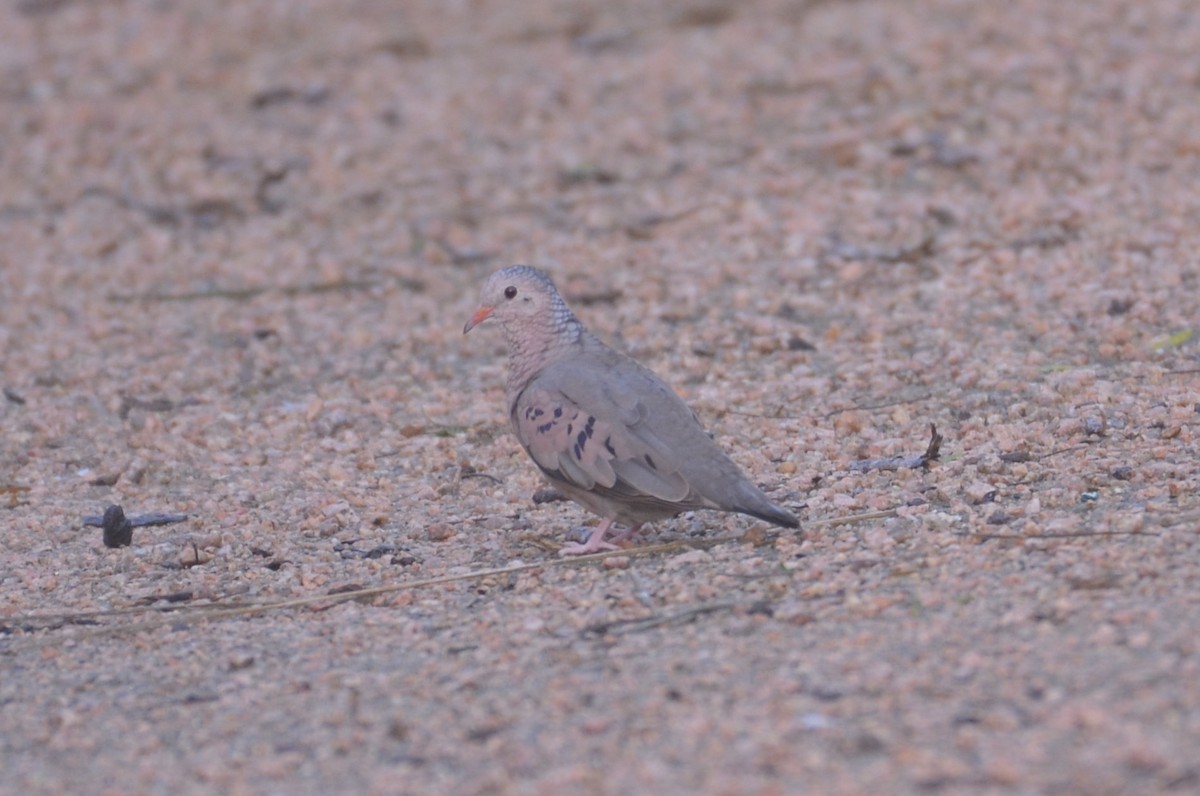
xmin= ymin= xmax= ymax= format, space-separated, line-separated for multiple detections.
xmin=463 ymin=305 xmax=494 ymax=334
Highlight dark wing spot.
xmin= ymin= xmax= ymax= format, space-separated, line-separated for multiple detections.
xmin=567 ymin=423 xmax=573 ymax=436
xmin=644 ymin=454 xmax=657 ymax=470
xmin=533 ymin=408 xmax=544 ymax=418
xmin=604 ymin=436 xmax=616 ymax=456
xmin=585 ymin=416 xmax=595 ymax=437
xmin=554 ymin=407 xmax=563 ymax=418
xmin=573 ymin=443 xmax=582 ymax=459
xmin=537 ymin=422 xmax=553 ymax=434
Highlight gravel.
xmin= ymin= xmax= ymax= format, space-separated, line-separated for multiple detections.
xmin=2 ymin=0 xmax=1198 ymax=793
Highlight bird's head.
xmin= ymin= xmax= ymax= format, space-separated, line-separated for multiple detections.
xmin=463 ymin=265 xmax=566 ymax=335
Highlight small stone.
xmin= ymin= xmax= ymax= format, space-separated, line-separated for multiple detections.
xmin=666 ymin=549 xmax=713 ymax=568
xmin=244 ymin=451 xmax=268 ymax=466
xmin=741 ymin=525 xmax=772 ymax=547
xmin=426 ymin=523 xmax=456 ymax=542
xmin=180 ymin=544 xmax=213 ymax=567
xmin=228 ymin=653 xmax=255 ymax=671
xmin=786 ymin=335 xmax=815 ymax=351
xmin=322 ymin=501 xmax=351 ymax=518
xmin=773 ymin=599 xmax=815 ymax=625
xmin=965 ymin=481 xmax=998 ymax=504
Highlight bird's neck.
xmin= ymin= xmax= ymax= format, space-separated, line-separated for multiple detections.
xmin=503 ymin=314 xmax=589 ymax=395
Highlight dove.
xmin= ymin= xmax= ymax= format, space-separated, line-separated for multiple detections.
xmin=464 ymin=265 xmax=798 ymax=555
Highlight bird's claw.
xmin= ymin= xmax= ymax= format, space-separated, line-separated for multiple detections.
xmin=557 ymin=538 xmax=622 ymax=556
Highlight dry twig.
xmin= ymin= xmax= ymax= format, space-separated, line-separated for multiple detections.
xmin=850 ymin=424 xmax=943 ymax=472
xmin=4 ymin=509 xmax=894 ymax=648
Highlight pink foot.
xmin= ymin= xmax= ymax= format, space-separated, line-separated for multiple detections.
xmin=558 ymin=519 xmax=639 ymax=556
xmin=606 ymin=523 xmax=641 ymax=544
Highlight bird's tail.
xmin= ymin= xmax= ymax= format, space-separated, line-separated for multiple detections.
xmin=737 ymin=501 xmax=799 ymax=529
xmin=732 ymin=482 xmax=799 ymax=528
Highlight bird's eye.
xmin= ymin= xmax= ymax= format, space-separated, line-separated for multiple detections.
xmin=504 ymin=286 xmax=518 ymax=299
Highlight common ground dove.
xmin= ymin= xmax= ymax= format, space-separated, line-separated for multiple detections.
xmin=464 ymin=265 xmax=798 ymax=555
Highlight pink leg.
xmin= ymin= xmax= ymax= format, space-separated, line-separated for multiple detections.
xmin=558 ymin=519 xmax=637 ymax=556
xmin=606 ymin=523 xmax=641 ymax=544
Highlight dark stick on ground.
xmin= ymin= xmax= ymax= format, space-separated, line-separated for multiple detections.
xmin=849 ymin=424 xmax=943 ymax=472
xmin=83 ymin=504 xmax=190 ymax=548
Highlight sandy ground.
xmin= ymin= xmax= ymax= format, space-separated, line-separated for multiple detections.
xmin=2 ymin=0 xmax=1199 ymax=793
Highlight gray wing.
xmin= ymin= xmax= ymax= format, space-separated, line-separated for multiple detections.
xmin=512 ymin=349 xmax=798 ymax=529
xmin=510 ymin=358 xmax=717 ymax=508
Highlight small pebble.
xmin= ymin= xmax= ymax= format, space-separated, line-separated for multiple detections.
xmin=426 ymin=523 xmax=456 ymax=542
